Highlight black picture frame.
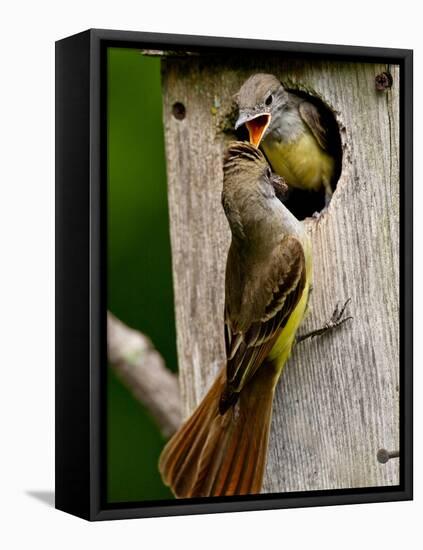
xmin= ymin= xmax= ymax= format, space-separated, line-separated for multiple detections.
xmin=55 ymin=28 xmax=413 ymax=521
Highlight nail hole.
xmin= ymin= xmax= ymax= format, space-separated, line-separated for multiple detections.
xmin=172 ymin=102 xmax=186 ymax=120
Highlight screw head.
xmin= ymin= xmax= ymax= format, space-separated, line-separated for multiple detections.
xmin=375 ymin=72 xmax=393 ymax=91
xmin=377 ymin=449 xmax=390 ymax=463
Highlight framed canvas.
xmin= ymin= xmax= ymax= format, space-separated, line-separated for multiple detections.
xmin=55 ymin=29 xmax=413 ymax=521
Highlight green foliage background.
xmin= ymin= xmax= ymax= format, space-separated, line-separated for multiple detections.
xmin=107 ymin=48 xmax=176 ymax=502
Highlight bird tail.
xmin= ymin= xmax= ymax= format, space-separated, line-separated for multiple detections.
xmin=158 ymin=364 xmax=276 ymax=498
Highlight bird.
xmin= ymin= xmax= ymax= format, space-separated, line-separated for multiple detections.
xmin=235 ymin=73 xmax=336 ymax=206
xmin=159 ymin=142 xmax=312 ymax=497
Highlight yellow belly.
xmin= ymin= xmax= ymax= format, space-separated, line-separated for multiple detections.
xmin=268 ymin=237 xmax=312 ymax=373
xmin=262 ymin=132 xmax=334 ymax=194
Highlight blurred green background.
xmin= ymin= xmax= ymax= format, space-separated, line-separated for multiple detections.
xmin=107 ymin=47 xmax=177 ymax=502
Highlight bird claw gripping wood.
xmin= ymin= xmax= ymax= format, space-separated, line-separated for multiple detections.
xmin=296 ymin=298 xmax=353 ymax=344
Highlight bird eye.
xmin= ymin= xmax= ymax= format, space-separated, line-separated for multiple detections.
xmin=265 ymin=94 xmax=273 ymax=106
xmin=266 ymin=167 xmax=272 ymax=179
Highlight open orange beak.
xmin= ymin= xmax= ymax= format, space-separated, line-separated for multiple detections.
xmin=245 ymin=114 xmax=271 ymax=148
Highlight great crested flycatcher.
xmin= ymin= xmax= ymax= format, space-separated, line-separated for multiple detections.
xmin=235 ymin=73 xmax=336 ymax=204
xmin=159 ymin=142 xmax=312 ymax=497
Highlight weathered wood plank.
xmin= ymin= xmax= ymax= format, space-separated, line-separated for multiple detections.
xmin=161 ymin=55 xmax=399 ymax=492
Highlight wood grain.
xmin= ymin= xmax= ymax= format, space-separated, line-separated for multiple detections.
xmin=161 ymin=55 xmax=399 ymax=492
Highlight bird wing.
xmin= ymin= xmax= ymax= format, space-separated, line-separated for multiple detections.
xmin=224 ymin=235 xmax=306 ymax=395
xmin=298 ymin=100 xmax=329 ymax=152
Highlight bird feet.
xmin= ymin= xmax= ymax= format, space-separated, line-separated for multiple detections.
xmin=296 ymin=298 xmax=353 ymax=344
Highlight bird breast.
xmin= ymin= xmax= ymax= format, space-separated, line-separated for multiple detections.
xmin=263 ymin=131 xmax=334 ymax=191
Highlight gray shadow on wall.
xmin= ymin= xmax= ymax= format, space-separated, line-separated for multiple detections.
xmin=26 ymin=490 xmax=55 ymax=508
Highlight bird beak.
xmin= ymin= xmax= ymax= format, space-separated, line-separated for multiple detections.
xmin=235 ymin=112 xmax=271 ymax=148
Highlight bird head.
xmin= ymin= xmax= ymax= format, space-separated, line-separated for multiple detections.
xmin=222 ymin=142 xmax=289 ymax=241
xmin=223 ymin=142 xmax=288 ymax=203
xmin=235 ymin=74 xmax=288 ymax=148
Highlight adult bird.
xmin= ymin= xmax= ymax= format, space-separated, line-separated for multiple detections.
xmin=159 ymin=142 xmax=312 ymax=497
xmin=235 ymin=73 xmax=336 ymax=206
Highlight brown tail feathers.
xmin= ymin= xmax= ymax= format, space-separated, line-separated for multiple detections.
xmin=159 ymin=365 xmax=276 ymax=498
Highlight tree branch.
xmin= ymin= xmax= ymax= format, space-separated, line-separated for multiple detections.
xmin=107 ymin=312 xmax=181 ymax=437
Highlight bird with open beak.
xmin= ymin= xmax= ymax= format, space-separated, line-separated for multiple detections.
xmin=235 ymin=73 xmax=336 ymax=206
